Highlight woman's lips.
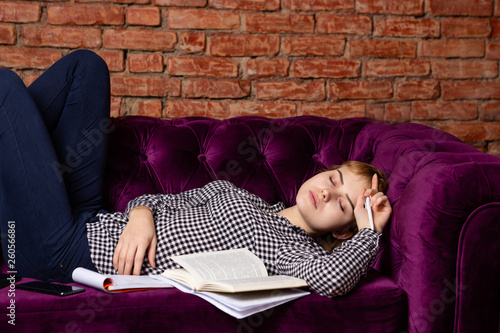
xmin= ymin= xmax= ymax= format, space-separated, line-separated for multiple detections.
xmin=309 ymin=191 xmax=317 ymax=209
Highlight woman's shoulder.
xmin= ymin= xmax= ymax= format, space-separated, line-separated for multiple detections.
xmin=201 ymin=179 xmax=237 ymax=193
xmin=204 ymin=180 xmax=275 ymax=208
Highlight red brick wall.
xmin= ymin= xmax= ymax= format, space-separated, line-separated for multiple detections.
xmin=1 ymin=0 xmax=500 ymax=156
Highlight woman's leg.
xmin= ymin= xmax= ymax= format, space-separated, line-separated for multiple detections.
xmin=0 ymin=50 xmax=110 ymax=282
xmin=28 ymin=49 xmax=111 ymax=213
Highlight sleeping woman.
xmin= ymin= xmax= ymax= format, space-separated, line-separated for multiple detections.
xmin=0 ymin=50 xmax=391 ymax=298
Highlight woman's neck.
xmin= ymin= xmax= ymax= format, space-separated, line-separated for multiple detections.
xmin=277 ymin=206 xmax=316 ymax=236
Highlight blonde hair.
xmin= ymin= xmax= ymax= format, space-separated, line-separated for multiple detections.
xmin=316 ymin=161 xmax=388 ymax=253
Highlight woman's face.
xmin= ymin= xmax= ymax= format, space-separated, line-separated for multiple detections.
xmin=295 ymin=166 xmax=370 ymax=237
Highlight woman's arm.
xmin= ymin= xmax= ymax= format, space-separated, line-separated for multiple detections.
xmin=113 ymin=206 xmax=157 ymax=275
xmin=113 ymin=180 xmax=236 ymax=275
xmin=123 ymin=180 xmax=235 ymax=216
xmin=277 ymin=229 xmax=380 ymax=297
xmin=278 ymin=179 xmax=392 ymax=297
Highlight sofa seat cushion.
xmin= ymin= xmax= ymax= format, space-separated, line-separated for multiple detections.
xmin=1 ymin=268 xmax=406 ymax=332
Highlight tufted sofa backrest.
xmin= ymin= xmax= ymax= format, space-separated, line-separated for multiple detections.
xmin=103 ymin=116 xmax=370 ymax=212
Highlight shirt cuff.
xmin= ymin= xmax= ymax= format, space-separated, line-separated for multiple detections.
xmin=355 ymin=228 xmax=381 ymax=253
xmin=125 ymin=195 xmax=156 ymax=216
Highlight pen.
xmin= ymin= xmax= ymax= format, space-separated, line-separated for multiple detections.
xmin=365 ymin=197 xmax=374 ymax=230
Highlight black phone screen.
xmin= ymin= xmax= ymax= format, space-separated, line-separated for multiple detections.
xmin=17 ymin=281 xmax=85 ymax=296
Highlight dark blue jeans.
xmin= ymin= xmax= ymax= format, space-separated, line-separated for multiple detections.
xmin=0 ymin=50 xmax=110 ymax=282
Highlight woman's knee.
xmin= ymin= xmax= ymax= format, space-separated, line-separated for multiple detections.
xmin=70 ymin=49 xmax=109 ymax=79
xmin=0 ymin=69 xmax=28 ymax=103
xmin=0 ymin=69 xmax=25 ymax=91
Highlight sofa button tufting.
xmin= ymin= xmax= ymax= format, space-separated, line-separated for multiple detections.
xmin=198 ymin=154 xmax=206 ymax=162
xmin=312 ymin=153 xmax=320 ymax=161
xmin=139 ymin=154 xmax=148 ymax=162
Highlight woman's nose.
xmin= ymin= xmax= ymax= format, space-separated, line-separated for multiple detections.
xmin=320 ymin=189 xmax=332 ymax=201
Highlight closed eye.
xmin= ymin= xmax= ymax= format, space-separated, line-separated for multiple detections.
xmin=337 ymin=170 xmax=355 ymax=213
xmin=330 ymin=175 xmax=344 ymax=211
xmin=329 ymin=176 xmax=336 ymax=187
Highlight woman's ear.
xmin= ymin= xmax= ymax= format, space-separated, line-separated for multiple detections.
xmin=331 ymin=228 xmax=354 ymax=240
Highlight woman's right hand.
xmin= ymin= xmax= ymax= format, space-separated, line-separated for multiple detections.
xmin=113 ymin=206 xmax=157 ymax=275
xmin=354 ymin=174 xmax=392 ymax=234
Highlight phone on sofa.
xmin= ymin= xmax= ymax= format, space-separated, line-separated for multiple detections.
xmin=17 ymin=281 xmax=85 ymax=296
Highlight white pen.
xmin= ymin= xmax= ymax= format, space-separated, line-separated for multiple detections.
xmin=365 ymin=197 xmax=374 ymax=230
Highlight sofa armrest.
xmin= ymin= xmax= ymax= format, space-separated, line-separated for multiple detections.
xmin=455 ymin=203 xmax=500 ymax=333
xmin=351 ymin=121 xmax=500 ymax=333
xmin=388 ymin=162 xmax=500 ymax=333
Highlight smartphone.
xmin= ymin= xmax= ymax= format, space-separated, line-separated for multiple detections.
xmin=17 ymin=281 xmax=85 ymax=296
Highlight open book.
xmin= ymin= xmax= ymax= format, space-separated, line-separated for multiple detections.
xmin=161 ymin=248 xmax=309 ymax=292
xmin=72 ymin=267 xmax=173 ymax=293
xmin=151 ymin=248 xmax=310 ymax=318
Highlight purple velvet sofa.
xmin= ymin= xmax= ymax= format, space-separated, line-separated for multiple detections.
xmin=2 ymin=115 xmax=499 ymax=332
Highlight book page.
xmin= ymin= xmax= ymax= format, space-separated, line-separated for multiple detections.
xmin=209 ymin=275 xmax=306 ymax=286
xmin=171 ymin=248 xmax=268 ymax=284
xmin=199 ymin=288 xmax=309 ymax=318
xmin=106 ymin=275 xmax=173 ymax=291
xmin=72 ymin=267 xmax=108 ymax=291
xmin=199 ymin=275 xmax=308 ymax=293
xmin=168 ymin=279 xmax=310 ymax=319
xmin=72 ymin=267 xmax=173 ymax=293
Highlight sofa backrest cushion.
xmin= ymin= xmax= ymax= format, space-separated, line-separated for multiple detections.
xmin=104 ymin=116 xmax=370 ymax=213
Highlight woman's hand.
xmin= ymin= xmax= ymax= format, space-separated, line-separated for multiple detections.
xmin=354 ymin=174 xmax=392 ymax=234
xmin=113 ymin=206 xmax=157 ymax=275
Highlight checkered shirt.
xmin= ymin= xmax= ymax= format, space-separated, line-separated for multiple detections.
xmin=86 ymin=180 xmax=380 ymax=297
